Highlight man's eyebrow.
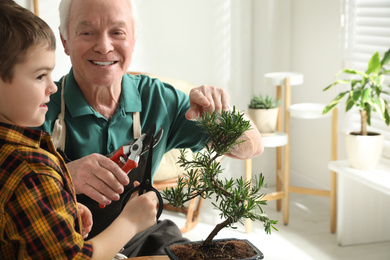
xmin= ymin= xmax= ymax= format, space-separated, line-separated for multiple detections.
xmin=76 ymin=20 xmax=127 ymax=28
xmin=76 ymin=21 xmax=91 ymax=28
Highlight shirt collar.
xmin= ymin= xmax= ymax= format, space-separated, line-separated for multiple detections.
xmin=64 ymin=69 xmax=142 ymax=118
xmin=121 ymin=73 xmax=142 ymax=113
xmin=0 ymin=122 xmax=42 ymax=149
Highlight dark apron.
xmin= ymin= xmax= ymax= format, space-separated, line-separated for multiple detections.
xmin=54 ymin=76 xmax=188 ymax=257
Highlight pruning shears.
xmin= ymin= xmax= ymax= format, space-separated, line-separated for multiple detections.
xmin=108 ymin=125 xmax=163 ymax=174
xmin=120 ymin=124 xmax=164 ymax=220
xmin=99 ymin=125 xmax=163 ymax=208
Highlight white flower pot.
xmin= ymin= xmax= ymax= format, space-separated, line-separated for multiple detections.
xmin=248 ymin=108 xmax=279 ymax=135
xmin=345 ymin=132 xmax=384 ymax=170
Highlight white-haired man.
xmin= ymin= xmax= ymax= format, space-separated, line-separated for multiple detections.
xmin=41 ymin=0 xmax=263 ymax=257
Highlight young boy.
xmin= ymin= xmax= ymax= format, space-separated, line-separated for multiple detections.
xmin=0 ymin=1 xmax=158 ymax=259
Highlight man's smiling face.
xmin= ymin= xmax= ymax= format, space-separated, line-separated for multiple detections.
xmin=61 ymin=0 xmax=136 ymax=88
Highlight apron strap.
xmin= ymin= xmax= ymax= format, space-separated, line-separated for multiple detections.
xmin=52 ymin=75 xmax=67 ymax=151
xmin=51 ymin=75 xmax=142 ymax=151
xmin=133 ymin=111 xmax=141 ymax=138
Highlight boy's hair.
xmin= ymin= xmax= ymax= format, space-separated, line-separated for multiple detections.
xmin=0 ymin=0 xmax=56 ymax=83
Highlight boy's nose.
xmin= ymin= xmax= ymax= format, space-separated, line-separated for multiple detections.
xmin=48 ymin=80 xmax=58 ymax=95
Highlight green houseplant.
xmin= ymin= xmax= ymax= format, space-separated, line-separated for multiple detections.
xmin=249 ymin=94 xmax=282 ymax=109
xmin=162 ymin=107 xmax=277 ymax=260
xmin=248 ymin=94 xmax=281 ymax=135
xmin=322 ymin=48 xmax=390 ymax=169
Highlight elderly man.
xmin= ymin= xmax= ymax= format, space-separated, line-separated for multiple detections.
xmin=41 ymin=0 xmax=263 ymax=257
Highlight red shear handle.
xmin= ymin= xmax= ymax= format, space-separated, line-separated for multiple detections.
xmin=110 ymin=147 xmax=125 ymax=165
xmin=100 ymin=153 xmax=139 ymax=208
xmin=109 ymin=148 xmax=139 ymax=173
xmin=122 ymin=159 xmax=138 ymax=173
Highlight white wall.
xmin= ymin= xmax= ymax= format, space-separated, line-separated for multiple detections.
xmin=16 ymin=0 xmax=345 ymax=192
xmin=288 ymin=0 xmax=343 ymax=188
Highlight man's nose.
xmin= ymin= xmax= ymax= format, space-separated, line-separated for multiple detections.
xmin=94 ymin=34 xmax=114 ymax=54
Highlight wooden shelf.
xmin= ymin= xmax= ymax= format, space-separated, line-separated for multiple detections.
xmin=262 ymin=132 xmax=288 ymax=147
xmin=245 ymin=72 xmax=338 ymax=234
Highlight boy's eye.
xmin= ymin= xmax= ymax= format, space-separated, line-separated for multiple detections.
xmin=37 ymin=73 xmax=47 ymax=80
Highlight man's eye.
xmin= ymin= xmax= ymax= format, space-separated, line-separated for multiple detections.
xmin=113 ymin=31 xmax=125 ymax=36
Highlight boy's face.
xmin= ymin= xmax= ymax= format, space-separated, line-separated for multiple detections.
xmin=0 ymin=44 xmax=57 ymax=127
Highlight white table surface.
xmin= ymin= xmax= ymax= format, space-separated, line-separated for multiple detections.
xmin=328 ymin=159 xmax=390 ymax=196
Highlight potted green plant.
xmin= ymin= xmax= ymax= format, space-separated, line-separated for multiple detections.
xmin=248 ymin=94 xmax=281 ymax=135
xmin=162 ymin=107 xmax=277 ymax=260
xmin=322 ymin=48 xmax=390 ymax=169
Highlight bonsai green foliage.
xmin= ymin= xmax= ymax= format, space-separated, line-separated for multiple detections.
xmin=248 ymin=94 xmax=281 ymax=109
xmin=161 ymin=107 xmax=278 ymax=246
xmin=322 ymin=48 xmax=390 ymax=135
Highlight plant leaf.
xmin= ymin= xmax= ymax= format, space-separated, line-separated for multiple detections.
xmin=323 ymin=80 xmax=350 ymax=91
xmin=381 ymin=48 xmax=390 ymax=67
xmin=322 ymin=91 xmax=348 ymax=114
xmin=366 ymin=52 xmax=381 ymax=75
xmin=342 ymin=69 xmax=367 ymax=77
xmin=345 ymin=96 xmax=355 ymax=111
xmin=361 ymin=88 xmax=372 ymax=104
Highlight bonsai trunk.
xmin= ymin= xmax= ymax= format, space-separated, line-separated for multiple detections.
xmin=203 ymin=218 xmax=233 ymax=246
xmin=360 ymin=110 xmax=368 ymax=136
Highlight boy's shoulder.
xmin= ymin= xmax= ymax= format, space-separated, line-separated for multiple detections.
xmin=0 ymin=141 xmax=65 ymax=205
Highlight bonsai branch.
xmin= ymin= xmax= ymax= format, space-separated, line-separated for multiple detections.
xmin=161 ymin=107 xmax=278 ymax=246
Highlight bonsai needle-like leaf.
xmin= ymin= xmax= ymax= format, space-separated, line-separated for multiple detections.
xmin=161 ymin=107 xmax=277 ymax=246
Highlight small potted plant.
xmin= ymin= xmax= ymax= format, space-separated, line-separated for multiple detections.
xmin=322 ymin=48 xmax=390 ymax=169
xmin=162 ymin=107 xmax=277 ymax=260
xmin=248 ymin=94 xmax=281 ymax=135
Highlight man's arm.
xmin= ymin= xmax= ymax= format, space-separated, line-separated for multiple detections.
xmin=185 ymin=85 xmax=264 ymax=160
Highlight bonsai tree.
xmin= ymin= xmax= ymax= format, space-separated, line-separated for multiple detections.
xmin=322 ymin=48 xmax=390 ymax=135
xmin=249 ymin=94 xmax=281 ymax=109
xmin=162 ymin=107 xmax=277 ymax=247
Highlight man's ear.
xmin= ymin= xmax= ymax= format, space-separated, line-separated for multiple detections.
xmin=59 ymin=28 xmax=70 ymax=56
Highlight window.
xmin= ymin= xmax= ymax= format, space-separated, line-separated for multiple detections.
xmin=342 ymin=0 xmax=390 ymax=158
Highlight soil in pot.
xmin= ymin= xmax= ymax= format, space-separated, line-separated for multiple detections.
xmin=166 ymin=239 xmax=263 ymax=260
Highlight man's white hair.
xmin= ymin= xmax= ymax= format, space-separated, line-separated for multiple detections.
xmin=58 ymin=0 xmax=138 ymax=40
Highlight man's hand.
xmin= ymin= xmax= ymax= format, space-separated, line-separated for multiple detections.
xmin=67 ymin=153 xmax=130 ymax=206
xmin=185 ymin=85 xmax=264 ymax=159
xmin=185 ymin=85 xmax=229 ymax=120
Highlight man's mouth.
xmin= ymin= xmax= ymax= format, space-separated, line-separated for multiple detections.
xmin=91 ymin=61 xmax=117 ymax=66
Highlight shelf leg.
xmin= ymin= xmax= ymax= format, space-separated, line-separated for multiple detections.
xmin=245 ymin=159 xmax=252 ymax=233
xmin=330 ymin=108 xmax=338 ymax=233
xmin=283 ymin=78 xmax=291 ymax=225
xmin=276 ymin=85 xmax=283 ymax=211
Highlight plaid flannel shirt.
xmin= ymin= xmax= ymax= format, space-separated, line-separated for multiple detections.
xmin=0 ymin=123 xmax=93 ymax=259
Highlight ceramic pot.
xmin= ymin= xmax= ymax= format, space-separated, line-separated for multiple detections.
xmin=165 ymin=238 xmax=264 ymax=260
xmin=248 ymin=108 xmax=279 ymax=135
xmin=345 ymin=131 xmax=384 ymax=170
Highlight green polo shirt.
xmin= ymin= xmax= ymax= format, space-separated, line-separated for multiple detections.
xmin=41 ymin=68 xmax=208 ymax=177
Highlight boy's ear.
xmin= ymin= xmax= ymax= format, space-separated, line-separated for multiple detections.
xmin=59 ymin=29 xmax=69 ymax=56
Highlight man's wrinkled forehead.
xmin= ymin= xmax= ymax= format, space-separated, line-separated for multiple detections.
xmin=75 ymin=20 xmax=128 ymax=29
